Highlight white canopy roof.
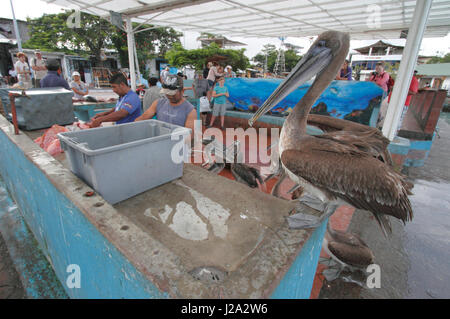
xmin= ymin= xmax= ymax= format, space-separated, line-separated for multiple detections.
xmin=44 ymin=0 xmax=450 ymax=39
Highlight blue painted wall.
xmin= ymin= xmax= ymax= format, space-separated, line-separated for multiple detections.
xmin=0 ymin=131 xmax=168 ymax=299
xmin=224 ymin=78 xmax=383 ymax=126
xmin=270 ymin=220 xmax=327 ymax=299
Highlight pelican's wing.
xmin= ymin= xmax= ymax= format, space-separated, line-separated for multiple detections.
xmin=317 ymin=129 xmax=393 ymax=166
xmin=308 ymin=114 xmax=379 ymax=133
xmin=281 ymin=137 xmax=413 ymax=224
xmin=307 ymin=114 xmax=393 ymax=165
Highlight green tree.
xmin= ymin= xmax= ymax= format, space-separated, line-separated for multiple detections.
xmin=427 ymin=53 xmax=450 ymax=64
xmin=24 ymin=11 xmax=181 ymax=72
xmin=25 ymin=12 xmax=116 ymax=63
xmin=252 ymin=44 xmax=302 ymax=73
xmin=165 ymin=42 xmax=250 ymax=71
xmin=111 ymin=26 xmax=181 ymax=72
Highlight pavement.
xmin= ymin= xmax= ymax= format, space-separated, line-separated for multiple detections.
xmin=319 ymin=114 xmax=450 ymax=299
xmin=0 ymin=233 xmax=26 ymax=299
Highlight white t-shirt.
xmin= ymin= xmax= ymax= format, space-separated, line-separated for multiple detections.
xmin=70 ymin=81 xmax=88 ymax=99
xmin=30 ymin=57 xmax=47 ymax=79
xmin=14 ymin=60 xmax=31 ymax=83
xmin=161 ymin=69 xmax=169 ymax=84
xmin=199 ymin=96 xmax=211 ymax=112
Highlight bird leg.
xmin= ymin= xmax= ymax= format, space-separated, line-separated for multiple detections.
xmin=322 ymin=263 xmax=345 ymax=282
xmin=286 ymin=194 xmax=338 ymax=229
xmin=286 ymin=183 xmax=302 ymax=194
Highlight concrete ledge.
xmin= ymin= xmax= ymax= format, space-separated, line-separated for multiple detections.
xmin=0 ymin=114 xmax=329 ymax=298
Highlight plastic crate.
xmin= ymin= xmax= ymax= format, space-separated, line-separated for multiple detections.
xmin=58 ymin=120 xmax=191 ymax=204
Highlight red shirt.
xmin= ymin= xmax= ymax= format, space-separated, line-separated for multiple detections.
xmin=405 ymin=76 xmax=419 ymax=106
xmin=388 ymin=76 xmax=419 ymax=106
xmin=369 ymin=72 xmax=389 ymax=92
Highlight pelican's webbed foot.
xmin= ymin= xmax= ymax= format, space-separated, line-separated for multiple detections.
xmin=287 ymin=195 xmax=338 ymax=229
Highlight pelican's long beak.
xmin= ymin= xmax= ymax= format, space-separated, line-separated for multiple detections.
xmin=249 ymin=43 xmax=333 ymax=127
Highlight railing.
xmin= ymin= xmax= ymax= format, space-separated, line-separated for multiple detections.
xmin=407 ymin=89 xmax=447 ymax=139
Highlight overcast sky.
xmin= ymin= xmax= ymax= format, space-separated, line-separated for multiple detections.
xmin=3 ymin=0 xmax=450 ymax=59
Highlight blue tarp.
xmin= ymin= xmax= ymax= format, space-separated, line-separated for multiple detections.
xmin=224 ymin=78 xmax=384 ymax=126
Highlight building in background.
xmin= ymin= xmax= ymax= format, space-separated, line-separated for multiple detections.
xmin=0 ymin=18 xmax=30 ymax=78
xmin=415 ymin=63 xmax=450 ymax=91
xmin=350 ymin=40 xmax=433 ymax=81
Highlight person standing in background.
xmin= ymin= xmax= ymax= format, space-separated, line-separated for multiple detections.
xmin=143 ymin=77 xmax=163 ymax=112
xmin=203 ymin=62 xmax=212 ymax=79
xmin=335 ymin=60 xmax=352 ymax=81
xmin=207 ymin=62 xmax=223 ymax=103
xmin=30 ymin=50 xmax=47 ymax=88
xmin=207 ymin=62 xmax=222 ymax=88
xmin=393 ymin=71 xmax=419 ymax=134
xmin=160 ymin=66 xmax=170 ymax=84
xmin=14 ymin=52 xmax=32 ymax=89
xmin=40 ymin=59 xmax=70 ymax=90
xmin=224 ymin=65 xmax=236 ymax=78
xmin=208 ymin=76 xmax=229 ymax=130
xmin=368 ymin=62 xmax=390 ymax=93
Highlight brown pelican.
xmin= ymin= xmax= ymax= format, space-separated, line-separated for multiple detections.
xmin=321 ymin=221 xmax=375 ymax=283
xmin=249 ymin=31 xmax=413 ymax=236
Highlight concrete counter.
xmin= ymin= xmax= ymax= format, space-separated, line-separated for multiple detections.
xmin=0 ymin=115 xmax=328 ymax=298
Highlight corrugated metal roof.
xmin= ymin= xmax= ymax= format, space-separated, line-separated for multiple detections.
xmin=416 ymin=63 xmax=450 ymax=76
xmin=43 ymin=0 xmax=450 ymax=39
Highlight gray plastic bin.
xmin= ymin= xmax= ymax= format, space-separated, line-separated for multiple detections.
xmin=0 ymin=88 xmax=74 ymax=130
xmin=58 ymin=120 xmax=191 ymax=204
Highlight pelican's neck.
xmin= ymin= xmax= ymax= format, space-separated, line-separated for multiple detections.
xmin=281 ymin=76 xmax=329 ymax=150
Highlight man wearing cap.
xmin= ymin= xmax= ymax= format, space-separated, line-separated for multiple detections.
xmin=70 ymin=71 xmax=89 ymax=99
xmin=136 ymin=74 xmax=196 ymax=134
xmin=224 ymin=65 xmax=236 ymax=78
xmin=30 ymin=50 xmax=47 ymax=88
xmin=89 ymin=73 xmax=142 ymax=128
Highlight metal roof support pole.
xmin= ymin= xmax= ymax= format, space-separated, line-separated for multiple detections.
xmin=133 ymin=37 xmax=141 ymax=85
xmin=382 ymin=0 xmax=432 ymax=141
xmin=126 ymin=16 xmax=137 ymax=91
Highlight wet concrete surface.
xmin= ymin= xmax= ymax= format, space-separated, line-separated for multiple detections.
xmin=0 ymin=231 xmax=26 ymax=299
xmin=319 ymin=114 xmax=450 ymax=299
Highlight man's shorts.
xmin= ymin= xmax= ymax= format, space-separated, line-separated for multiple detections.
xmin=212 ymin=103 xmax=227 ymax=116
xmin=207 ymin=79 xmax=215 ymax=89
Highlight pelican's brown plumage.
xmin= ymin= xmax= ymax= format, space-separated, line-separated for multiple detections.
xmin=324 ymin=221 xmax=374 ymax=269
xmin=249 ymin=31 xmax=413 ymax=236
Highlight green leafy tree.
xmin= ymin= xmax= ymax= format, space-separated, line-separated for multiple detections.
xmin=252 ymin=44 xmax=302 ymax=72
xmin=427 ymin=53 xmax=450 ymax=64
xmin=165 ymin=42 xmax=250 ymax=71
xmin=111 ymin=26 xmax=181 ymax=72
xmin=25 ymin=12 xmax=116 ymax=63
xmin=24 ymin=11 xmax=181 ymax=73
